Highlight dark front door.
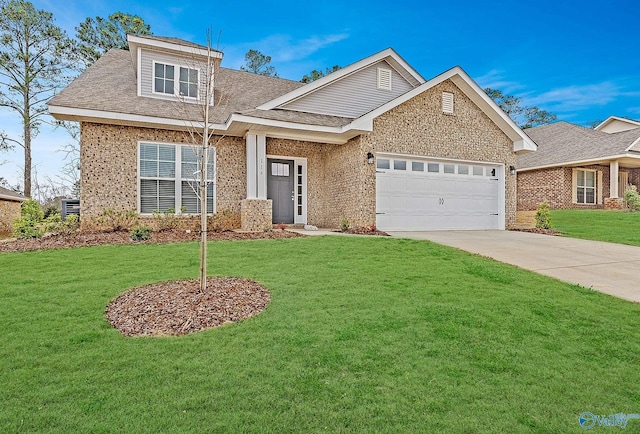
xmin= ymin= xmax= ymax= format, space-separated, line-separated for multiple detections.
xmin=267 ymin=158 xmax=294 ymax=224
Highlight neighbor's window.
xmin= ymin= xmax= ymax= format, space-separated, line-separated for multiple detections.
xmin=139 ymin=142 xmax=215 ymax=214
xmin=154 ymin=63 xmax=175 ymax=94
xmin=576 ymin=169 xmax=596 ymax=204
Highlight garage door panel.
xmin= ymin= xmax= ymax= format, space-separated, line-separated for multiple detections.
xmin=376 ymin=160 xmax=501 ymax=231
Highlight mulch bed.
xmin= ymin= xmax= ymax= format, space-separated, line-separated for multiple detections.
xmin=0 ymin=229 xmax=302 ymax=253
xmin=342 ymin=227 xmax=390 ymax=236
xmin=106 ymin=277 xmax=270 ymax=336
xmin=510 ymin=228 xmax=563 ymax=236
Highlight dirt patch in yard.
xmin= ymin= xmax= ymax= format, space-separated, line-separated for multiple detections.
xmin=106 ymin=277 xmax=270 ymax=337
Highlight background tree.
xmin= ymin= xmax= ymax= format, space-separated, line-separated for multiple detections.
xmin=75 ymin=12 xmax=152 ymax=69
xmin=240 ymin=49 xmax=277 ymax=77
xmin=300 ymin=65 xmax=341 ymax=83
xmin=0 ymin=0 xmax=74 ymax=198
xmin=484 ymin=87 xmax=557 ymax=129
xmin=587 ymin=119 xmax=605 ymax=129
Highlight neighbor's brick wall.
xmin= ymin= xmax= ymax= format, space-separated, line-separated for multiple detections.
xmin=517 ymin=164 xmax=640 ymax=210
xmin=361 ymin=79 xmax=517 ymax=228
xmin=0 ymin=199 xmax=21 ymax=236
xmin=80 ymin=123 xmax=245 ymax=222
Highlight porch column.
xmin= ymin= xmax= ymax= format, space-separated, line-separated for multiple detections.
xmin=246 ymin=133 xmax=267 ymax=199
xmin=610 ymin=160 xmax=619 ymax=198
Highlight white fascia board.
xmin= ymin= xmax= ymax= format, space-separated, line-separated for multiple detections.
xmin=257 ymin=48 xmax=425 ymax=111
xmin=517 ymin=154 xmax=640 ymax=172
xmin=626 ymin=136 xmax=640 ymax=152
xmin=127 ymin=35 xmax=223 ymax=60
xmin=48 ymin=105 xmax=226 ymax=131
xmin=594 ymin=115 xmax=640 ymax=131
xmin=0 ymin=194 xmax=24 ymax=202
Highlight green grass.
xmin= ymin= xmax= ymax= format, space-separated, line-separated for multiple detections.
xmin=552 ymin=209 xmax=640 ymax=246
xmin=1 ymin=236 xmax=640 ymax=433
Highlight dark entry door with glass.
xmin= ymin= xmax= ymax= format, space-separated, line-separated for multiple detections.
xmin=267 ymin=158 xmax=294 ymax=224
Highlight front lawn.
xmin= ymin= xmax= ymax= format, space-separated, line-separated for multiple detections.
xmin=552 ymin=209 xmax=640 ymax=246
xmin=1 ymin=237 xmax=639 ymax=433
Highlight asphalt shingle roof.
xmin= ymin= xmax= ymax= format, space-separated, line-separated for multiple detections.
xmin=49 ymin=49 xmax=352 ymax=128
xmin=519 ymin=122 xmax=640 ymax=169
xmin=0 ymin=186 xmax=25 ymax=201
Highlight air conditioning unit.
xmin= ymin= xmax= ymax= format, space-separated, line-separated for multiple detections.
xmin=61 ymin=199 xmax=80 ymax=221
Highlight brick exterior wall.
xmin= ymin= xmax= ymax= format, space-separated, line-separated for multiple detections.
xmin=80 ymin=78 xmax=520 ymax=229
xmin=0 ymin=199 xmax=21 ymax=236
xmin=517 ymin=165 xmax=640 ymax=211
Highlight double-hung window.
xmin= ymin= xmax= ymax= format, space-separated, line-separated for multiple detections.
xmin=576 ymin=169 xmax=596 ymax=204
xmin=139 ymin=142 xmax=215 ymax=214
xmin=154 ymin=62 xmax=199 ymax=99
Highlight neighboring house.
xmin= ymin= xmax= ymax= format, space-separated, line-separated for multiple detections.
xmin=48 ymin=35 xmax=535 ymax=232
xmin=518 ymin=117 xmax=640 ymax=211
xmin=0 ymin=187 xmax=25 ymax=236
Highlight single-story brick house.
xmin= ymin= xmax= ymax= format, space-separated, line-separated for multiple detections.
xmin=48 ymin=35 xmax=535 ymax=231
xmin=518 ymin=117 xmax=640 ymax=211
xmin=0 ymin=186 xmax=25 ymax=236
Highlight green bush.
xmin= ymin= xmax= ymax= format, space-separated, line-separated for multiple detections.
xmin=130 ymin=225 xmax=152 ymax=241
xmin=624 ymin=186 xmax=640 ymax=212
xmin=44 ymin=213 xmax=79 ymax=236
xmin=98 ymin=208 xmax=138 ymax=231
xmin=341 ymin=215 xmax=350 ymax=232
xmin=12 ymin=199 xmax=44 ymax=239
xmin=152 ymin=207 xmax=183 ymax=232
xmin=535 ymin=202 xmax=552 ymax=229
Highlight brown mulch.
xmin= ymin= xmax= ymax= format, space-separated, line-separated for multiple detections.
xmin=106 ymin=277 xmax=270 ymax=337
xmin=0 ymin=229 xmax=302 ymax=253
xmin=342 ymin=227 xmax=390 ymax=236
xmin=511 ymin=228 xmax=563 ymax=236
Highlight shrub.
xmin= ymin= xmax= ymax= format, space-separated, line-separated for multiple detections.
xmin=535 ymin=202 xmax=552 ymax=229
xmin=210 ymin=209 xmax=239 ymax=232
xmin=152 ymin=207 xmax=183 ymax=232
xmin=274 ymin=222 xmax=287 ymax=231
xmin=12 ymin=199 xmax=44 ymax=239
xmin=43 ymin=204 xmax=59 ymax=219
xmin=44 ymin=213 xmax=80 ymax=236
xmin=341 ymin=215 xmax=350 ymax=232
xmin=98 ymin=209 xmax=138 ymax=231
xmin=130 ymin=225 xmax=152 ymax=241
xmin=624 ymin=186 xmax=640 ymax=212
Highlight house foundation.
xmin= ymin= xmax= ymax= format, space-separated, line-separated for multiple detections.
xmin=241 ymin=199 xmax=272 ymax=232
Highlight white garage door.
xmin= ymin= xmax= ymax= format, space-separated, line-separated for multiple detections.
xmin=376 ymin=156 xmax=502 ymax=231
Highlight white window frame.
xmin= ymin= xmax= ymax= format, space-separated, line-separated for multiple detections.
xmin=576 ymin=169 xmax=596 ymax=205
xmin=152 ymin=60 xmax=200 ymax=100
xmin=137 ymin=141 xmax=216 ymax=215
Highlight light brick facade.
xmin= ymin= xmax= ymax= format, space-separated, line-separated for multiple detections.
xmin=79 ymin=78 xmax=519 ymax=230
xmin=0 ymin=199 xmax=21 ymax=236
xmin=517 ymin=165 xmax=640 ymax=211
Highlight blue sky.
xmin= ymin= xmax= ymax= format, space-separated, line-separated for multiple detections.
xmin=1 ymin=0 xmax=639 ymax=189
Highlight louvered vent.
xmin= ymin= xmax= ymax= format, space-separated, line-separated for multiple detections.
xmin=377 ymin=68 xmax=392 ymax=91
xmin=442 ymin=92 xmax=454 ymax=114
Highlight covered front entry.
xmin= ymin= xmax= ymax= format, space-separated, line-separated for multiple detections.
xmin=376 ymin=155 xmax=504 ymax=231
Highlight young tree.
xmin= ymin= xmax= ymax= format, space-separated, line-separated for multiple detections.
xmin=484 ymin=87 xmax=557 ymax=129
xmin=240 ymin=49 xmax=277 ymax=77
xmin=300 ymin=65 xmax=341 ymax=83
xmin=75 ymin=12 xmax=152 ymax=68
xmin=0 ymin=0 xmax=74 ymax=198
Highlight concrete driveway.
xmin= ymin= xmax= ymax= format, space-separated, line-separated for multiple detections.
xmin=387 ymin=230 xmax=640 ymax=303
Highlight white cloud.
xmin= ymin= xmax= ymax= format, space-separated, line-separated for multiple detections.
xmin=525 ymin=82 xmax=621 ymax=112
xmin=475 ymin=70 xmax=526 ymax=94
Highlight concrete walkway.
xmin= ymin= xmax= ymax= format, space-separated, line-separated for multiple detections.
xmin=387 ymin=230 xmax=640 ymax=303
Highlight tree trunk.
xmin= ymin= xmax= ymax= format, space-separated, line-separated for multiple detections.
xmin=23 ymin=112 xmax=31 ymax=198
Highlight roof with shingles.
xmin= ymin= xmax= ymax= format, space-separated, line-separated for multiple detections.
xmin=0 ymin=186 xmax=25 ymax=201
xmin=519 ymin=122 xmax=640 ymax=169
xmin=48 ymin=49 xmax=354 ymax=127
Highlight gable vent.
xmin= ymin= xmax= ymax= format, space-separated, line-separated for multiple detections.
xmin=377 ymin=68 xmax=392 ymax=91
xmin=442 ymin=92 xmax=454 ymax=114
